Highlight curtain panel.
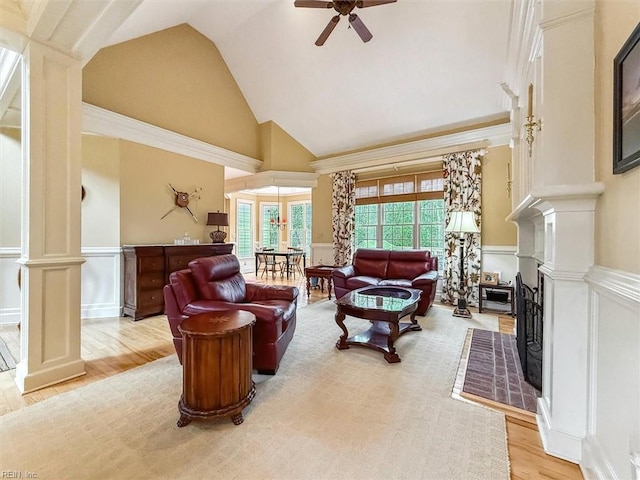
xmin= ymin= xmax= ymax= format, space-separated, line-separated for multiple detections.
xmin=442 ymin=150 xmax=483 ymax=307
xmin=331 ymin=170 xmax=356 ymax=266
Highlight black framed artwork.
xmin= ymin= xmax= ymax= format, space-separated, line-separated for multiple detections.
xmin=613 ymin=23 xmax=640 ymax=174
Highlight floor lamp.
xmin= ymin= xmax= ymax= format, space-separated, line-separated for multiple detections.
xmin=445 ymin=211 xmax=480 ymax=318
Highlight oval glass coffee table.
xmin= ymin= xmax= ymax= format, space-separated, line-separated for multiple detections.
xmin=334 ymin=286 xmax=422 ymax=363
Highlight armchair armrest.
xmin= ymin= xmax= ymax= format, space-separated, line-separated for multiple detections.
xmin=246 ymin=283 xmax=299 ymax=302
xmin=332 ymin=265 xmax=355 ymax=280
xmin=412 ymin=270 xmax=438 ymax=287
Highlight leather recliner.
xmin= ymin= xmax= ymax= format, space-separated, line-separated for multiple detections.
xmin=332 ymin=248 xmax=438 ymax=315
xmin=163 ymin=254 xmax=298 ymax=374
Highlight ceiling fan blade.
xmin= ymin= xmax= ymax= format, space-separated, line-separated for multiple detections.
xmin=348 ymin=14 xmax=373 ymax=43
xmin=315 ymin=15 xmax=340 ymax=46
xmin=357 ymin=0 xmax=397 ymax=7
xmin=294 ymin=0 xmax=333 ymax=8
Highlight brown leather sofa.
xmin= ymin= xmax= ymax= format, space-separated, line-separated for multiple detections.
xmin=163 ymin=254 xmax=298 ymax=374
xmin=332 ymin=248 xmax=438 ymax=315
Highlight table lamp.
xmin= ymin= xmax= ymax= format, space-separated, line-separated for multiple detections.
xmin=207 ymin=211 xmax=229 ymax=243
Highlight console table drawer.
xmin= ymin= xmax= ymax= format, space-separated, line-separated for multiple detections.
xmin=139 ymin=256 xmax=164 ymax=273
xmin=138 ymin=272 xmax=164 ymax=290
xmin=137 ymin=289 xmax=163 ymax=308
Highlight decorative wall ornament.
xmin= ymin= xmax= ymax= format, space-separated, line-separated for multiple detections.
xmin=160 ymin=184 xmax=202 ymax=222
xmin=524 ymin=83 xmax=542 ymax=157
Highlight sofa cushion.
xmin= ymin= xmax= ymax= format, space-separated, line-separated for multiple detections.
xmin=379 ymin=278 xmax=413 ymax=288
xmin=346 ymin=275 xmax=381 ymax=289
xmin=353 ymin=249 xmax=391 ymax=278
xmin=189 ymin=255 xmax=247 ymax=302
xmin=387 ymin=250 xmax=431 ymax=279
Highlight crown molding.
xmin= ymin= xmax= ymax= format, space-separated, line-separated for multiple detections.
xmin=224 ymin=170 xmax=319 ymax=193
xmin=310 ymin=123 xmax=511 ymax=175
xmin=82 ymin=103 xmax=262 ymax=174
xmin=539 ymin=6 xmax=595 ymax=32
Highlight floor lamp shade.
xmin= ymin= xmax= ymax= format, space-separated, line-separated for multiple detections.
xmin=446 ymin=211 xmax=480 ymax=318
xmin=207 ymin=211 xmax=229 ymax=243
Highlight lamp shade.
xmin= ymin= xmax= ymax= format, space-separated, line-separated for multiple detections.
xmin=206 ymin=212 xmax=229 ymax=227
xmin=445 ymin=211 xmax=480 ymax=234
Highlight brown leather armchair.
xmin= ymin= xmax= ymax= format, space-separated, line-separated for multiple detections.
xmin=163 ymin=254 xmax=298 ymax=374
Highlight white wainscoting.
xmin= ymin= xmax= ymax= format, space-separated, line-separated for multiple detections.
xmin=309 ymin=243 xmax=334 ymax=267
xmin=582 ymin=266 xmax=640 ymax=480
xmin=481 ymin=245 xmax=518 ymax=286
xmin=81 ymin=247 xmax=122 ymax=319
xmin=0 ymin=247 xmax=122 ymax=324
xmin=0 ymin=248 xmax=21 ymax=324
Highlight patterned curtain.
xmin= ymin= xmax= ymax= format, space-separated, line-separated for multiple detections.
xmin=442 ymin=150 xmax=483 ymax=307
xmin=331 ymin=170 xmax=356 ymax=266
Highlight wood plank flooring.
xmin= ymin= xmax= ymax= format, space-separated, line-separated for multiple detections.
xmin=0 ymin=271 xmax=582 ymax=479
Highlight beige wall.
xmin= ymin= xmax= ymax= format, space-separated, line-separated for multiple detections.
xmin=83 ymin=24 xmax=260 ymax=159
xmin=119 ymin=140 xmax=225 ymax=245
xmin=81 ymin=135 xmax=120 ymax=247
xmin=312 ymin=174 xmax=334 ymax=244
xmin=0 ymin=128 xmax=21 ymax=247
xmin=259 ymin=121 xmax=316 ymax=172
xmin=594 ymin=2 xmax=640 ymax=273
xmin=481 ymin=145 xmax=516 ymax=246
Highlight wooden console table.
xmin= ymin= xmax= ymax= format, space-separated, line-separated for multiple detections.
xmin=123 ymin=243 xmax=233 ymax=320
xmin=177 ymin=310 xmax=256 ymax=427
xmin=478 ymin=283 xmax=515 ymax=316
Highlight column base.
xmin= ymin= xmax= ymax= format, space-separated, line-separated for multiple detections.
xmin=15 ymin=358 xmax=86 ymax=394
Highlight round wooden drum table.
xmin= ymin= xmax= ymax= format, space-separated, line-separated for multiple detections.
xmin=177 ymin=310 xmax=256 ymax=427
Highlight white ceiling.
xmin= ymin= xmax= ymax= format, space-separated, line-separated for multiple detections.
xmin=104 ymin=0 xmax=513 ymax=159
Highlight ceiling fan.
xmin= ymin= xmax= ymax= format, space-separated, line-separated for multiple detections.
xmin=294 ymin=0 xmax=397 ymax=46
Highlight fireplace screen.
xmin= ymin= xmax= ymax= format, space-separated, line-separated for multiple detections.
xmin=516 ymin=273 xmax=543 ymax=390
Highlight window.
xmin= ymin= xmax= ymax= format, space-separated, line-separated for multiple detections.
xmin=353 ymin=171 xmax=445 ymax=272
xmin=236 ymin=201 xmax=253 ymax=258
xmin=287 ymin=201 xmax=312 ymax=255
xmin=260 ymin=203 xmax=279 ymax=250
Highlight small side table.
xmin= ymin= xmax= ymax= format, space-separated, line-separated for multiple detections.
xmin=478 ymin=283 xmax=515 ymax=316
xmin=177 ymin=310 xmax=256 ymax=427
xmin=305 ymin=265 xmax=338 ymax=299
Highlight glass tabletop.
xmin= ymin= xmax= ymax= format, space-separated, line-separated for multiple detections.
xmin=339 ymin=286 xmax=421 ymax=312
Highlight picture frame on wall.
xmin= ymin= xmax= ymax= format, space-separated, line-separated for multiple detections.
xmin=613 ymin=23 xmax=640 ymax=174
xmin=481 ymin=272 xmax=499 ymax=285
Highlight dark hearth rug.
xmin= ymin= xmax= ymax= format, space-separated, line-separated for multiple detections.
xmin=0 ymin=336 xmax=17 ymax=372
xmin=462 ymin=329 xmax=540 ymax=413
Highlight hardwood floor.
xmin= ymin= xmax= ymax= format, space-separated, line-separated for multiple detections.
xmin=0 ymin=271 xmax=582 ymax=479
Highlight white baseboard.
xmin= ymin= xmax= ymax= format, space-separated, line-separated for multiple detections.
xmin=537 ymin=396 xmax=583 ymax=463
xmin=581 ymin=435 xmax=619 ymax=480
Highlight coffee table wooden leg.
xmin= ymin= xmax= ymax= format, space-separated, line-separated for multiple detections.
xmin=306 ymin=276 xmax=311 ymax=298
xmin=384 ymin=322 xmax=401 ymax=363
xmin=335 ymin=310 xmax=350 ymax=350
xmin=327 ymin=277 xmax=333 ymax=300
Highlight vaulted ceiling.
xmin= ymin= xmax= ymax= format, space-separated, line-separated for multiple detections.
xmin=104 ymin=0 xmax=513 ymax=158
xmin=0 ymin=0 xmax=513 ymax=184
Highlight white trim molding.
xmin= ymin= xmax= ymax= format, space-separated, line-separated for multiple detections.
xmin=225 ymin=170 xmax=319 ymax=193
xmin=82 ymin=103 xmax=262 ymax=174
xmin=311 ymin=123 xmax=511 ymax=175
xmin=585 ymin=266 xmax=640 ymax=305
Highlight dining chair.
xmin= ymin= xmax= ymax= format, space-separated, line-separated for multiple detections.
xmin=258 ymin=252 xmax=282 ymax=279
xmin=284 ymin=248 xmax=304 ymax=278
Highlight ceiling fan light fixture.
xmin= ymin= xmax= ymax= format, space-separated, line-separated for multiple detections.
xmin=295 ymin=0 xmax=397 ymax=46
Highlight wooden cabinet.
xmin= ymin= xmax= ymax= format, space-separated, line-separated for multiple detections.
xmin=123 ymin=243 xmax=234 ymax=320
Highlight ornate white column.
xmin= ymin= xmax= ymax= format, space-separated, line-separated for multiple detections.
xmin=15 ymin=40 xmax=85 ymax=393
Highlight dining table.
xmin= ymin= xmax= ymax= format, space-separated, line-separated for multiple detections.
xmin=254 ymin=251 xmax=307 ymax=280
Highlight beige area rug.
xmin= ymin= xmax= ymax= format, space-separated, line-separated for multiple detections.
xmin=0 ymin=302 xmax=509 ymax=480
